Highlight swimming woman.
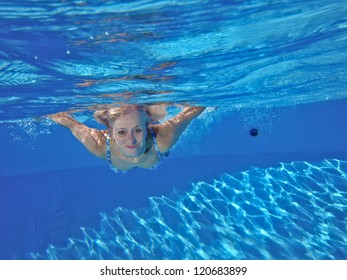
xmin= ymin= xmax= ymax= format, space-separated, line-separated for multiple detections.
xmin=48 ymin=105 xmax=205 ymax=172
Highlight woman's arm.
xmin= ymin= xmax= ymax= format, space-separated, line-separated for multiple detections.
xmin=154 ymin=106 xmax=205 ymax=153
xmin=48 ymin=113 xmax=106 ymax=157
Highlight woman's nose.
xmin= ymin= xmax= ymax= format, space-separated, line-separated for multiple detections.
xmin=129 ymin=132 xmax=137 ymax=144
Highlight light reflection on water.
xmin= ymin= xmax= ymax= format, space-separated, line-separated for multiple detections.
xmin=32 ymin=159 xmax=347 ymax=260
xmin=1 ymin=0 xmax=347 ymax=120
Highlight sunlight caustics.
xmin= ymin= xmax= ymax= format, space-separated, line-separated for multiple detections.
xmin=31 ymin=159 xmax=347 ymax=260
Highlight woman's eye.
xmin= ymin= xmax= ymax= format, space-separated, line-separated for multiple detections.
xmin=134 ymin=128 xmax=142 ymax=134
xmin=117 ymin=130 xmax=126 ymax=136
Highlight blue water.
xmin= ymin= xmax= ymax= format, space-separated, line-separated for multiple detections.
xmin=31 ymin=159 xmax=347 ymax=260
xmin=1 ymin=0 xmax=347 ymax=259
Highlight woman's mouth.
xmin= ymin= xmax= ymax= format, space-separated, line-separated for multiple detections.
xmin=126 ymin=145 xmax=138 ymax=149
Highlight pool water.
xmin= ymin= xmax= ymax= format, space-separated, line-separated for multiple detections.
xmin=0 ymin=0 xmax=347 ymax=259
xmin=37 ymin=159 xmax=347 ymax=260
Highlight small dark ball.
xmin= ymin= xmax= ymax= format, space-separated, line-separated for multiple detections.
xmin=250 ymin=128 xmax=259 ymax=136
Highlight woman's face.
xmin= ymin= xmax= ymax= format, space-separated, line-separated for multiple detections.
xmin=110 ymin=109 xmax=148 ymax=158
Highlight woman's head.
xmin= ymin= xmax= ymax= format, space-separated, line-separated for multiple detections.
xmin=94 ymin=104 xmax=166 ymax=158
xmin=93 ymin=104 xmax=166 ymax=128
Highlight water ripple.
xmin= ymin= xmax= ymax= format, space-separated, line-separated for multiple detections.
xmin=1 ymin=0 xmax=347 ymax=120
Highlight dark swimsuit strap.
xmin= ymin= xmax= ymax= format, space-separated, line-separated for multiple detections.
xmin=106 ymin=134 xmax=121 ymax=173
xmin=150 ymin=127 xmax=163 ymax=160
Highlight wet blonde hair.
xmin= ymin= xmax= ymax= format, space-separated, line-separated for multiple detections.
xmin=93 ymin=104 xmax=167 ymax=128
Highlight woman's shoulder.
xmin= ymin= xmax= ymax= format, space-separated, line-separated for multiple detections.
xmin=148 ymin=123 xmax=171 ymax=154
xmin=87 ymin=129 xmax=109 ymax=158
